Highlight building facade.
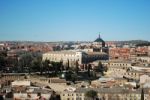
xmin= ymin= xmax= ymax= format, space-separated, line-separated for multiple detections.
xmin=43 ymin=51 xmax=108 ymax=67
xmin=60 ymin=88 xmax=150 ymax=100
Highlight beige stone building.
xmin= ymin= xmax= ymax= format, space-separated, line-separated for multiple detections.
xmin=91 ymin=78 xmax=127 ymax=88
xmin=60 ymin=88 xmax=150 ymax=100
xmin=42 ymin=51 xmax=108 ymax=67
xmin=123 ymin=70 xmax=141 ymax=80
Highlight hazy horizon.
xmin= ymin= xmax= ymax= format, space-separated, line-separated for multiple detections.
xmin=0 ymin=0 xmax=150 ymax=41
xmin=0 ymin=39 xmax=149 ymax=43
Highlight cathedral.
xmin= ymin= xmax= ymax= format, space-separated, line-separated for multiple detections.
xmin=92 ymin=34 xmax=109 ymax=54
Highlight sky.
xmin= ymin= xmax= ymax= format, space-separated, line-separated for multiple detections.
xmin=0 ymin=0 xmax=150 ymax=42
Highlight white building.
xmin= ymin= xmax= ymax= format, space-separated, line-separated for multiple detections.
xmin=11 ymin=80 xmax=31 ymax=87
xmin=135 ymin=56 xmax=150 ymax=63
xmin=139 ymin=74 xmax=150 ymax=88
xmin=43 ymin=51 xmax=84 ymax=65
xmin=43 ymin=50 xmax=108 ymax=67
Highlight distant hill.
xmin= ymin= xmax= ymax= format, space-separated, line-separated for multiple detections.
xmin=124 ymin=40 xmax=149 ymax=44
xmin=0 ymin=40 xmax=149 ymax=46
xmin=107 ymin=40 xmax=149 ymax=45
xmin=136 ymin=42 xmax=150 ymax=47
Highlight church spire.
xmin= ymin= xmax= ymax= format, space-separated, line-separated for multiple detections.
xmin=98 ymin=32 xmax=101 ymax=38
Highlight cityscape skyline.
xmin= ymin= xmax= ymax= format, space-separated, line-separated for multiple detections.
xmin=0 ymin=0 xmax=150 ymax=41
xmin=0 ymin=1 xmax=150 ymax=99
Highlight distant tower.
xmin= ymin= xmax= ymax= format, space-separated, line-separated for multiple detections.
xmin=99 ymin=32 xmax=101 ymax=38
xmin=94 ymin=32 xmax=105 ymax=47
xmin=141 ymin=88 xmax=144 ymax=100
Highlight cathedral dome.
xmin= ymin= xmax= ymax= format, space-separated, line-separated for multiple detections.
xmin=94 ymin=34 xmax=105 ymax=47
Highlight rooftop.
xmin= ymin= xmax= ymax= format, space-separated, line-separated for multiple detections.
xmin=75 ymin=88 xmax=149 ymax=94
xmin=94 ymin=34 xmax=105 ymax=44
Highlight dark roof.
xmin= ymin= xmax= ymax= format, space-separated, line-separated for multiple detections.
xmin=94 ymin=34 xmax=105 ymax=43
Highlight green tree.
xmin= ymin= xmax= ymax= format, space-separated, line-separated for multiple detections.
xmin=71 ymin=73 xmax=77 ymax=83
xmin=65 ymin=71 xmax=72 ymax=81
xmin=85 ymin=90 xmax=98 ymax=100
xmin=42 ymin=59 xmax=51 ymax=75
xmin=98 ymin=61 xmax=104 ymax=76
xmin=67 ymin=59 xmax=70 ymax=70
xmin=51 ymin=61 xmax=60 ymax=75
xmin=7 ymin=57 xmax=18 ymax=72
xmin=0 ymin=51 xmax=7 ymax=71
xmin=141 ymin=88 xmax=144 ymax=100
xmin=75 ymin=60 xmax=79 ymax=74
xmin=87 ymin=64 xmax=91 ymax=77
xmin=60 ymin=60 xmax=64 ymax=72
xmin=98 ymin=61 xmax=103 ymax=70
xmin=31 ymin=56 xmax=42 ymax=72
xmin=0 ymin=56 xmax=6 ymax=71
xmin=19 ymin=53 xmax=33 ymax=73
